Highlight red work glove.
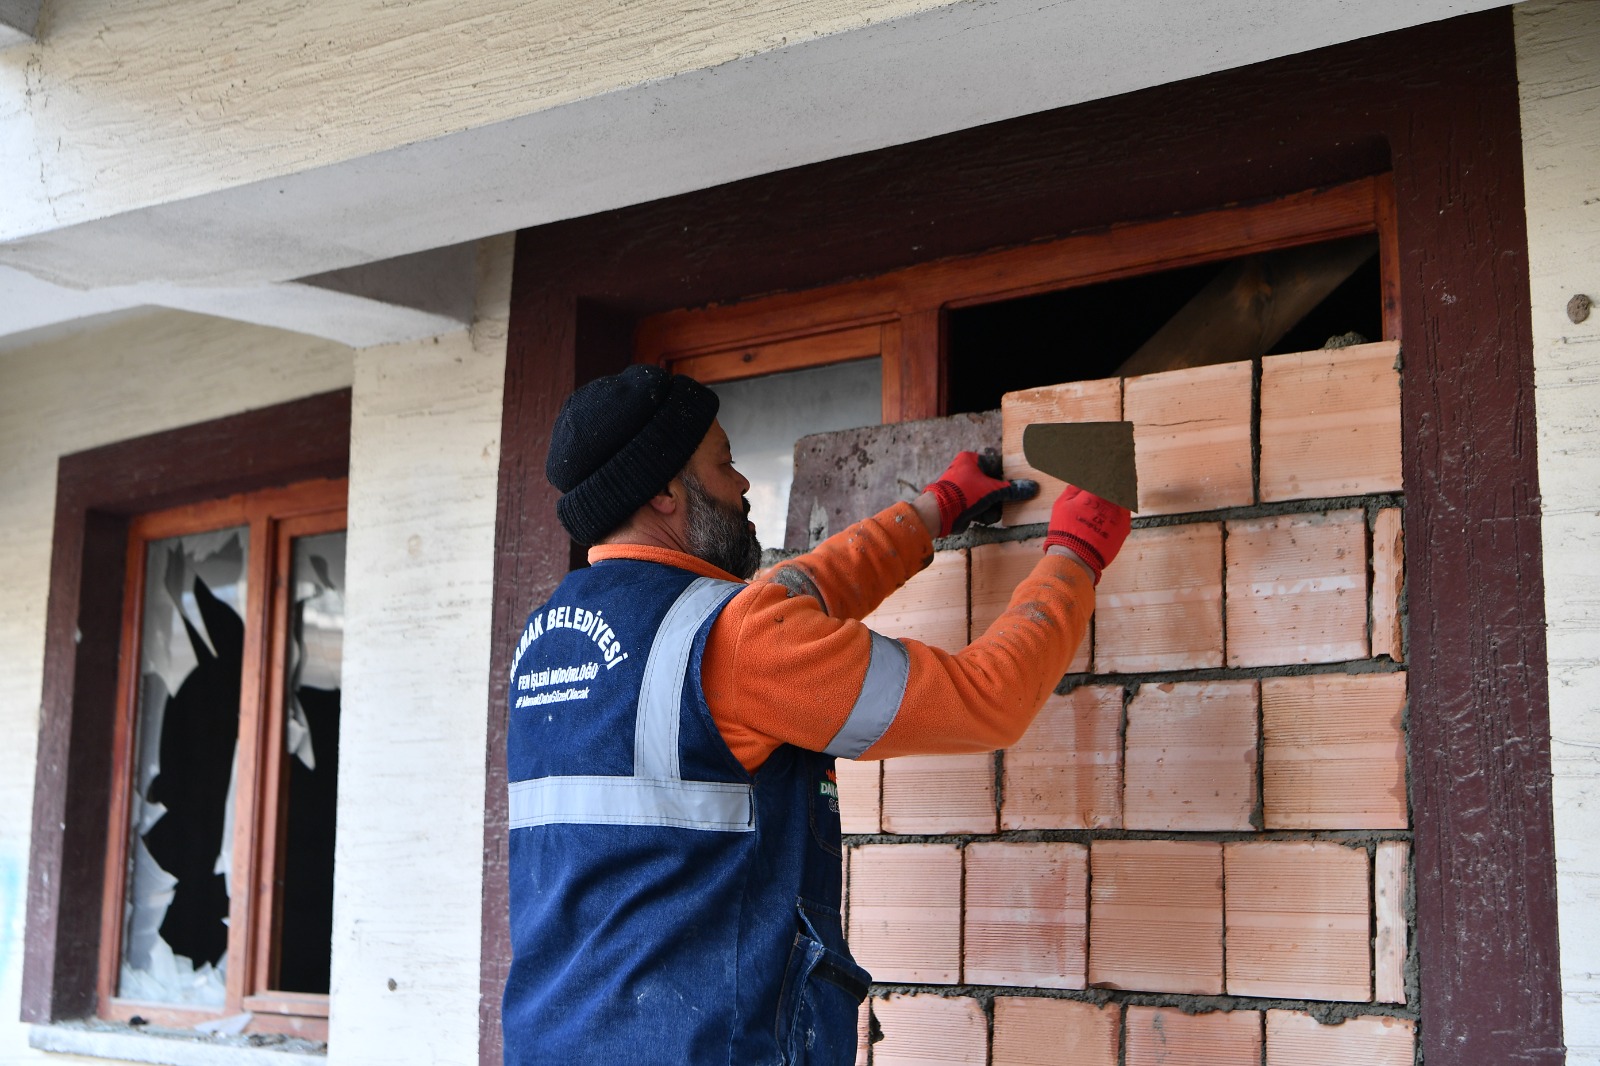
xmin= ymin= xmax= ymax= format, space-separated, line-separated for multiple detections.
xmin=923 ymin=450 xmax=1039 ymax=538
xmin=1044 ymin=485 xmax=1131 ymax=584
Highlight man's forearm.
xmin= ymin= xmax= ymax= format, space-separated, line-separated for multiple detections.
xmin=910 ymin=491 xmax=941 ymax=540
xmin=762 ymin=500 xmax=935 ymax=621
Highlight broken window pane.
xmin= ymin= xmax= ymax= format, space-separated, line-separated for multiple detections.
xmin=274 ymin=531 xmax=345 ymax=994
xmin=120 ymin=526 xmax=248 ymax=1006
xmin=710 ymin=358 xmax=882 ymax=547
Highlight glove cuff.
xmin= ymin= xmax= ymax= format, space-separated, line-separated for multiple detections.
xmin=1045 ymin=529 xmax=1107 ymax=583
xmin=923 ymin=479 xmax=966 ymax=538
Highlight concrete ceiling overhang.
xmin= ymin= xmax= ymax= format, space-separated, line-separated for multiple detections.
xmin=0 ymin=0 xmax=40 ymax=50
xmin=0 ymin=0 xmax=1512 ymax=348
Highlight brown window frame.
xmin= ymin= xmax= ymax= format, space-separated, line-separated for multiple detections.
xmin=24 ymin=390 xmax=350 ymax=1035
xmin=96 ymin=478 xmax=346 ymax=1039
xmin=637 ymin=174 xmax=1397 ymax=422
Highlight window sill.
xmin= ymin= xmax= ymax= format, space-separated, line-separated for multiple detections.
xmin=30 ymin=1021 xmax=326 ymax=1064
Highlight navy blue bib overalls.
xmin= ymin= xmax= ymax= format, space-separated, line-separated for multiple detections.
xmin=503 ymin=559 xmax=870 ymax=1065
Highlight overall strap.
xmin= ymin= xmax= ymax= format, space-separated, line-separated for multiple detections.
xmin=508 ymin=576 xmax=752 ymax=832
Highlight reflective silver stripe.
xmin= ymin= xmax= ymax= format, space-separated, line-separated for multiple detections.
xmin=823 ymin=630 xmax=910 ymax=759
xmin=634 ymin=577 xmax=739 ymax=781
xmin=507 ymin=775 xmax=753 ymax=831
xmin=510 ymin=576 xmax=751 ymax=833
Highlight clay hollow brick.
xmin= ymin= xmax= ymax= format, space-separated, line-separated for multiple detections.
xmin=1124 ymin=360 xmax=1254 ymax=515
xmin=1000 ymin=685 xmax=1122 ymax=831
xmin=1371 ymin=507 xmax=1405 ymax=662
xmin=881 ymin=752 xmax=997 ymax=835
xmin=1123 ymin=680 xmax=1259 ymax=832
xmin=847 ymin=844 xmax=962 ymax=984
xmin=963 ymin=841 xmax=1088 ymax=989
xmin=972 ymin=538 xmax=1092 ymax=673
xmin=1261 ymin=672 xmax=1408 ymax=830
xmin=1094 ymin=523 xmax=1224 ymax=674
xmin=1125 ymin=1006 xmax=1263 ymax=1066
xmin=871 ymin=993 xmax=988 ymax=1066
xmin=1089 ymin=839 xmax=1224 ymax=995
xmin=835 ymin=757 xmax=881 ymax=834
xmin=1225 ymin=510 xmax=1369 ymax=667
xmin=863 ymin=548 xmax=968 ymax=652
xmin=1374 ymin=841 xmax=1409 ymax=1005
xmin=992 ymin=997 xmax=1118 ymax=1066
xmin=1265 ymin=1010 xmax=1416 ymax=1066
xmin=1225 ymin=841 xmax=1371 ymax=1002
xmin=1001 ymin=377 xmax=1123 ymax=527
xmin=1259 ymin=340 xmax=1403 ymax=502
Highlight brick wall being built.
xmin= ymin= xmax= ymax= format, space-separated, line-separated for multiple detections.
xmin=840 ymin=340 xmax=1411 ymax=1064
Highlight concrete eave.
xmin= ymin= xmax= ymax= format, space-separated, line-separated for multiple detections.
xmin=0 ymin=0 xmax=1516 ymax=346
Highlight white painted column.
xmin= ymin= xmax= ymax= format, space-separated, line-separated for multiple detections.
xmin=1518 ymin=3 xmax=1600 ymax=1062
xmin=327 ymin=237 xmax=509 ymax=1066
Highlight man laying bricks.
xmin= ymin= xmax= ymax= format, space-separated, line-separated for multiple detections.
xmin=501 ymin=365 xmax=1130 ymax=1065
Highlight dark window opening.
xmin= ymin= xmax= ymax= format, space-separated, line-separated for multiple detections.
xmin=273 ymin=531 xmax=345 ymax=995
xmin=1269 ymin=251 xmax=1382 ymax=357
xmin=275 ymin=682 xmax=339 ymax=993
xmin=947 ymin=235 xmax=1382 ymax=413
xmin=121 ymin=529 xmax=249 ymax=1006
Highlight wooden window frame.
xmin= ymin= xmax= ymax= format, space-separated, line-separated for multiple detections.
xmin=248 ymin=506 xmax=348 ymax=1022
xmin=636 ymin=176 xmax=1397 ymax=421
xmin=23 ymin=390 xmax=351 ymax=1031
xmin=96 ymin=479 xmax=346 ymax=1039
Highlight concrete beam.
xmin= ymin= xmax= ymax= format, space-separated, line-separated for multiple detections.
xmin=0 ymin=265 xmax=132 ymax=337
xmin=0 ymin=0 xmax=1518 ymax=343
xmin=0 ymin=242 xmax=476 ymax=349
xmin=294 ymin=242 xmax=478 ymax=328
xmin=149 ymin=280 xmax=471 ymax=349
xmin=0 ymin=0 xmax=40 ymax=49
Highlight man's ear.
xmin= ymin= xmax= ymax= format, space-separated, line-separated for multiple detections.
xmin=646 ymin=480 xmax=681 ymax=516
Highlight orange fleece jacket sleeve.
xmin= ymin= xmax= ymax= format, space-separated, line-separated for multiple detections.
xmin=702 ymin=502 xmax=1095 ymax=772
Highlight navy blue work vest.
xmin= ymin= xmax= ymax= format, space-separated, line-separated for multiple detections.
xmin=503 ymin=559 xmax=870 ymax=1065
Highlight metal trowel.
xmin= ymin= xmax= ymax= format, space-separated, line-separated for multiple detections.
xmin=1021 ymin=422 xmax=1140 ymax=513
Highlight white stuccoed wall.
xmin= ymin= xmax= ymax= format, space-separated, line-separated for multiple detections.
xmin=326 ymin=238 xmax=507 ymax=1066
xmin=0 ymin=236 xmax=508 ymax=1065
xmin=0 ymin=0 xmax=1514 ymax=322
xmin=1518 ymin=3 xmax=1600 ymax=1062
xmin=0 ymin=0 xmax=1499 ymax=242
xmin=0 ymin=0 xmax=953 ymax=239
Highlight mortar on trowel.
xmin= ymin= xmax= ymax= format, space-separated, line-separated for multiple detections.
xmin=1020 ymin=422 xmax=1140 ymax=513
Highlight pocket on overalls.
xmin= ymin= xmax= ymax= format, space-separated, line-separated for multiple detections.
xmin=808 ymin=766 xmax=843 ymax=858
xmin=775 ymin=904 xmax=870 ymax=1066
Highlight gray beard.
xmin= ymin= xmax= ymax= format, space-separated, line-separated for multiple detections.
xmin=682 ymin=473 xmax=762 ymax=580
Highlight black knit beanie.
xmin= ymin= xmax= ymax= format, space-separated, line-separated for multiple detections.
xmin=546 ymin=365 xmax=720 ymax=545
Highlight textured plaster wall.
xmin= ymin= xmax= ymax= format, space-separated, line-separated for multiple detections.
xmin=327 ymin=236 xmax=507 ymax=1066
xmin=0 ymin=0 xmax=952 ymax=240
xmin=1518 ymin=3 xmax=1600 ymax=1062
xmin=0 ymin=236 xmax=507 ymax=1064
